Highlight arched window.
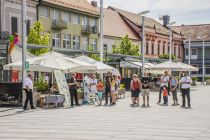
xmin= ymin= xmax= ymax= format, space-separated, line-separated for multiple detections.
xmin=146 ymin=42 xmax=149 ymax=54
xmin=151 ymin=43 xmax=154 ymax=54
xmin=163 ymin=45 xmax=165 ymax=54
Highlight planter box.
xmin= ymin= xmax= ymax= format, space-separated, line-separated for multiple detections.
xmin=192 ymin=81 xmax=197 ymax=86
xmin=206 ymin=79 xmax=210 ymax=85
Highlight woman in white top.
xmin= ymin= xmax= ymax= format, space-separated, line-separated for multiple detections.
xmin=89 ymin=74 xmax=98 ymax=104
xmin=157 ymin=71 xmax=169 ymax=104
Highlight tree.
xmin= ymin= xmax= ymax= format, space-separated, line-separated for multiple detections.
xmin=27 ymin=21 xmax=50 ymax=56
xmin=112 ymin=35 xmax=140 ymax=56
xmin=159 ymin=54 xmax=176 ymax=60
xmin=87 ymin=45 xmax=100 ymax=61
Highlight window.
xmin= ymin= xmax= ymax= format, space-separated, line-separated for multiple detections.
xmin=40 ymin=7 xmax=49 ymax=18
xmin=206 ymin=65 xmax=210 ymax=74
xmin=90 ymin=18 xmax=97 ymax=26
xmin=151 ymin=43 xmax=154 ymax=54
xmin=82 ymin=16 xmax=89 ymax=26
xmin=168 ymin=46 xmax=170 ymax=53
xmin=52 ymin=33 xmax=60 ymax=47
xmin=26 ymin=20 xmax=31 ymax=36
xmin=53 ymin=9 xmax=60 ymax=20
xmin=11 ymin=17 xmax=18 ymax=33
xmin=91 ymin=38 xmax=97 ymax=51
xmin=158 ymin=44 xmax=160 ymax=54
xmin=72 ymin=14 xmax=80 ymax=24
xmin=63 ymin=34 xmax=71 ymax=48
xmin=146 ymin=42 xmax=149 ymax=54
xmin=163 ymin=45 xmax=165 ymax=54
xmin=174 ymin=47 xmax=176 ymax=56
xmin=179 ymin=47 xmax=181 ymax=57
xmin=185 ymin=49 xmax=189 ymax=56
xmin=82 ymin=37 xmax=89 ymax=50
xmin=73 ymin=35 xmax=80 ymax=50
xmin=191 ymin=49 xmax=197 ymax=55
xmin=62 ymin=12 xmax=70 ymax=22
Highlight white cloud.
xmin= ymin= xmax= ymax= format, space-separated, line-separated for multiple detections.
xmin=87 ymin=0 xmax=210 ymax=25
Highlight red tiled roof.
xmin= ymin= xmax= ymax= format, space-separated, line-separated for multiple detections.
xmin=172 ymin=24 xmax=210 ymax=41
xmin=43 ymin=0 xmax=99 ymax=16
xmin=109 ymin=7 xmax=182 ymax=39
xmin=103 ymin=8 xmax=139 ymax=40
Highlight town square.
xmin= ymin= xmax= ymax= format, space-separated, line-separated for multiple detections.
xmin=0 ymin=0 xmax=210 ymax=140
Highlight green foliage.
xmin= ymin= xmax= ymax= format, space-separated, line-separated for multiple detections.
xmin=27 ymin=21 xmax=50 ymax=56
xmin=191 ymin=77 xmax=198 ymax=81
xmin=112 ymin=35 xmax=140 ymax=56
xmin=159 ymin=54 xmax=176 ymax=60
xmin=87 ymin=45 xmax=100 ymax=61
xmin=205 ymin=76 xmax=210 ymax=80
xmin=34 ymin=76 xmax=48 ymax=92
xmin=120 ymin=84 xmax=125 ymax=89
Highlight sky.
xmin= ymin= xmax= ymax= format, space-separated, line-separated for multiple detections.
xmin=87 ymin=0 xmax=210 ymax=25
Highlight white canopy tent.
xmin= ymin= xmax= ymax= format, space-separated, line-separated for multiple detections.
xmin=75 ymin=55 xmax=117 ymax=74
xmin=3 ymin=52 xmax=96 ymax=73
xmin=148 ymin=61 xmax=199 ymax=72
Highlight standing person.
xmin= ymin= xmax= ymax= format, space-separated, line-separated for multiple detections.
xmin=179 ymin=72 xmax=192 ymax=108
xmin=68 ymin=73 xmax=80 ymax=107
xmin=89 ymin=74 xmax=98 ymax=104
xmin=157 ymin=71 xmax=169 ymax=104
xmin=110 ymin=75 xmax=117 ymax=105
xmin=141 ymin=74 xmax=151 ymax=107
xmin=97 ymin=79 xmax=104 ymax=106
xmin=163 ymin=86 xmax=168 ymax=106
xmin=104 ymin=71 xmax=112 ymax=105
xmin=170 ymin=75 xmax=179 ymax=106
xmin=23 ymin=73 xmax=35 ymax=110
xmin=130 ymin=74 xmax=141 ymax=107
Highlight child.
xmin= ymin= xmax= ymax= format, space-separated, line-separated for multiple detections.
xmin=97 ymin=79 xmax=104 ymax=106
xmin=163 ymin=85 xmax=168 ymax=106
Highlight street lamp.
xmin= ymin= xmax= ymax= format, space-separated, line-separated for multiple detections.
xmin=22 ymin=0 xmax=27 ymax=94
xmin=138 ymin=10 xmax=150 ymax=77
xmin=197 ymin=35 xmax=207 ymax=84
xmin=99 ymin=0 xmax=104 ymax=63
xmin=183 ymin=30 xmax=193 ymax=76
xmin=166 ymin=22 xmax=176 ymax=62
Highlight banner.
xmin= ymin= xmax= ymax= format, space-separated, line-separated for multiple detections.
xmin=54 ymin=70 xmax=70 ymax=107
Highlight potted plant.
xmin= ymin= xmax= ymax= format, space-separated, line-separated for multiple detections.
xmin=34 ymin=76 xmax=48 ymax=107
xmin=191 ymin=77 xmax=198 ymax=86
xmin=205 ymin=76 xmax=210 ymax=85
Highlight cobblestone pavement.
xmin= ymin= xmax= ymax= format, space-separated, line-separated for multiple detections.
xmin=0 ymin=85 xmax=210 ymax=140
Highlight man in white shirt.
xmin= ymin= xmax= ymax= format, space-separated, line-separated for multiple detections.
xmin=157 ymin=71 xmax=169 ymax=104
xmin=23 ymin=73 xmax=35 ymax=110
xmin=179 ymin=72 xmax=192 ymax=108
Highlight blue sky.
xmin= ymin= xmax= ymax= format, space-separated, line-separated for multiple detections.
xmin=87 ymin=0 xmax=210 ymax=25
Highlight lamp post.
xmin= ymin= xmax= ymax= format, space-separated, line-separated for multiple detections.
xmin=166 ymin=22 xmax=176 ymax=62
xmin=99 ymin=0 xmax=104 ymax=63
xmin=138 ymin=11 xmax=150 ymax=77
xmin=183 ymin=30 xmax=193 ymax=76
xmin=22 ymin=0 xmax=27 ymax=89
xmin=197 ymin=35 xmax=207 ymax=84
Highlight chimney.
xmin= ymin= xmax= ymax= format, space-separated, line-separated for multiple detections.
xmin=162 ymin=15 xmax=170 ymax=26
xmin=91 ymin=1 xmax=97 ymax=7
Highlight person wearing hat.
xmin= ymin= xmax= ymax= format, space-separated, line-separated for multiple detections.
xmin=130 ymin=74 xmax=141 ymax=107
xmin=179 ymin=72 xmax=192 ymax=108
xmin=23 ymin=73 xmax=35 ymax=110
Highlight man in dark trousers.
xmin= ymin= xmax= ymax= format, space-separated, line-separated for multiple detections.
xmin=23 ymin=73 xmax=35 ymax=110
xmin=68 ymin=73 xmax=80 ymax=107
xmin=104 ymin=71 xmax=112 ymax=105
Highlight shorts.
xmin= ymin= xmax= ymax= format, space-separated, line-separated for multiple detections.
xmin=131 ymin=90 xmax=139 ymax=98
xmin=142 ymin=89 xmax=150 ymax=96
xmin=97 ymin=92 xmax=103 ymax=99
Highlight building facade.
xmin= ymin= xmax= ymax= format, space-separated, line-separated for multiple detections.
xmin=173 ymin=24 xmax=210 ymax=78
xmin=37 ymin=0 xmax=99 ymax=55
xmin=0 ymin=0 xmax=37 ymax=35
xmin=109 ymin=7 xmax=184 ymax=61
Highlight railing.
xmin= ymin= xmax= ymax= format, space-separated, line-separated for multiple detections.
xmin=51 ymin=20 xmax=67 ymax=30
xmin=81 ymin=25 xmax=93 ymax=34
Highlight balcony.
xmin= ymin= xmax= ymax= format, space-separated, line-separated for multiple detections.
xmin=81 ymin=25 xmax=93 ymax=34
xmin=51 ymin=20 xmax=67 ymax=30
